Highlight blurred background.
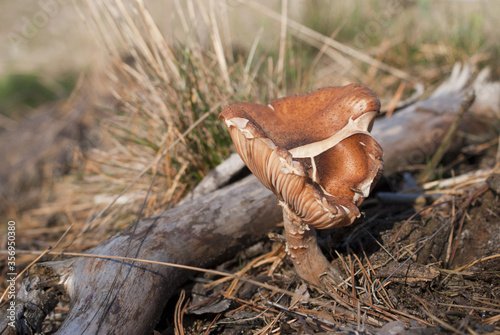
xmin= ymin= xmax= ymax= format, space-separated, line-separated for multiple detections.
xmin=1 ymin=0 xmax=499 ymax=120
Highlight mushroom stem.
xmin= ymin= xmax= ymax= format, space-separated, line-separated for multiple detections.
xmin=281 ymin=205 xmax=344 ymax=287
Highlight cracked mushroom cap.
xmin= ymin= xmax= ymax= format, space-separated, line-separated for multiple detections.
xmin=220 ymin=84 xmax=383 ymax=229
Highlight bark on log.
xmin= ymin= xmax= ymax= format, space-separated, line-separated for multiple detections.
xmin=3 ymin=63 xmax=499 ymax=335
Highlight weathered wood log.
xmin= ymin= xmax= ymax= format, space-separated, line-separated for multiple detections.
xmin=178 ymin=153 xmax=246 ymax=205
xmin=373 ymin=63 xmax=499 ymax=175
xmin=4 ymin=63 xmax=499 ymax=334
xmin=6 ymin=175 xmax=281 ymax=335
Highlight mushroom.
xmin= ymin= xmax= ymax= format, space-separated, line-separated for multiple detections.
xmin=219 ymin=84 xmax=383 ymax=286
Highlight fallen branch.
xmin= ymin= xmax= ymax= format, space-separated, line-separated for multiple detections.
xmin=5 ymin=176 xmax=282 ymax=335
xmin=372 ymin=63 xmax=498 ymax=175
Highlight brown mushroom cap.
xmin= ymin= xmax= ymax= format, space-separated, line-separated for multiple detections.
xmin=220 ymin=84 xmax=383 ymax=229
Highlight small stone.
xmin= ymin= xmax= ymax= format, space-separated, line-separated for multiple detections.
xmin=486 ymin=173 xmax=500 ymax=195
xmin=376 ymin=321 xmax=406 ymax=335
